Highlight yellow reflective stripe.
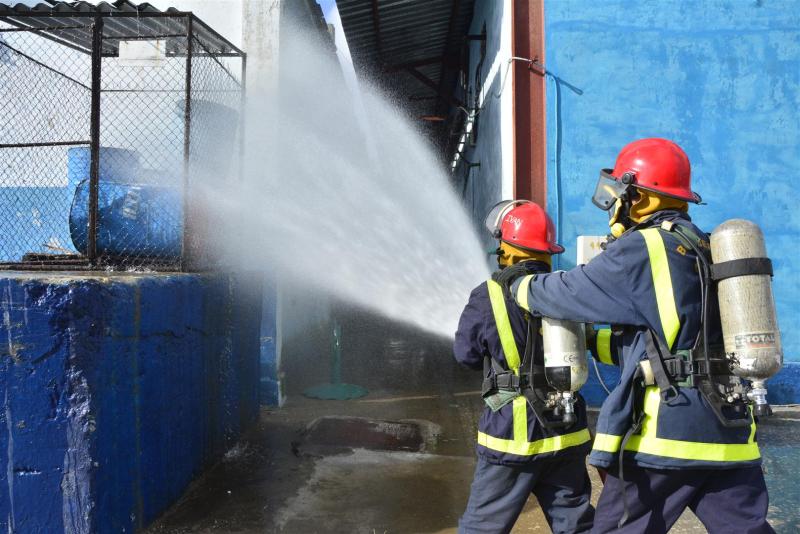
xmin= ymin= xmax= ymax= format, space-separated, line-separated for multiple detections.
xmin=640 ymin=385 xmax=661 ymax=436
xmin=592 ymin=433 xmax=623 ymax=452
xmin=591 ymin=387 xmax=761 ymax=462
xmin=596 ymin=328 xmax=614 ymax=365
xmin=640 ymin=228 xmax=681 ymax=349
xmin=512 ymin=396 xmax=527 ymax=442
xmin=515 ymin=274 xmax=534 ymax=312
xmin=486 ymin=279 xmax=521 ymax=373
xmin=478 ymin=428 xmax=591 ymax=456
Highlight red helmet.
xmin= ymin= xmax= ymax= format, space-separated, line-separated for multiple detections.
xmin=607 ymin=138 xmax=700 ymax=203
xmin=484 ymin=200 xmax=564 ymax=254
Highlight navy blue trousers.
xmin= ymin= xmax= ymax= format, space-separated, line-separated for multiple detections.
xmin=459 ymin=455 xmax=594 ymax=534
xmin=591 ymin=464 xmax=774 ymax=533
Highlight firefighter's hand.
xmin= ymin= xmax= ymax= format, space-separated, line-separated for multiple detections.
xmin=492 ymin=262 xmax=536 ymax=297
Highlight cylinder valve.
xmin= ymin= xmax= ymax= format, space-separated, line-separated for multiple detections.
xmin=542 ymin=317 xmax=589 ymax=425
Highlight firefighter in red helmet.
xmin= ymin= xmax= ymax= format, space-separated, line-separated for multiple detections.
xmin=502 ymin=139 xmax=773 ymax=533
xmin=454 ymin=201 xmax=594 ymax=534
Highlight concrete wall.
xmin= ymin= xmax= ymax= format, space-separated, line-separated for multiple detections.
xmin=543 ymin=0 xmax=800 ymax=403
xmin=0 ymin=272 xmax=261 ymax=532
xmin=451 ymin=0 xmax=514 ymax=254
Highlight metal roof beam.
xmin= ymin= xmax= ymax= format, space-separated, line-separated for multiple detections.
xmin=385 ymin=55 xmax=442 ymax=72
xmin=435 ymin=0 xmax=461 ymax=115
xmin=370 ymin=0 xmax=383 ymax=61
xmin=404 ymin=67 xmax=463 ymax=108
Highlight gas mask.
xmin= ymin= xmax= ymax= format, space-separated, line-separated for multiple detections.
xmin=592 ymin=169 xmax=638 ymax=238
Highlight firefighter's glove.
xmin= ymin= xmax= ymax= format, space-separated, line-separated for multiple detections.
xmin=585 ymin=324 xmax=596 ymax=344
xmin=492 ymin=261 xmax=539 ymax=297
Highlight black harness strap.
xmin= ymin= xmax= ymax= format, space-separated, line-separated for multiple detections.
xmin=672 ymin=224 xmax=714 ymax=371
xmin=711 ymin=257 xmax=773 ymax=281
xmin=667 ymin=223 xmax=751 ymax=428
xmin=520 ymin=317 xmax=564 ymax=429
xmin=644 ymin=329 xmax=678 ymax=401
xmin=617 ymin=371 xmax=646 ymax=528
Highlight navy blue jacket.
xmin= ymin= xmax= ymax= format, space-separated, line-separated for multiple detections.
xmin=511 ymin=211 xmax=760 ymax=470
xmin=454 ymin=262 xmax=591 ymax=466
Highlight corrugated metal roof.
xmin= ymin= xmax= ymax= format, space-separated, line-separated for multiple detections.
xmin=337 ymin=0 xmax=475 ymax=118
xmin=0 ymin=1 xmax=243 ymax=56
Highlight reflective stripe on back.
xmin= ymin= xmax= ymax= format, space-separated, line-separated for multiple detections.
xmin=478 ymin=428 xmax=591 ymax=457
xmin=640 ymin=228 xmax=681 ymax=349
xmin=481 ymin=279 xmax=591 ymax=457
xmin=512 ymin=396 xmax=528 ymax=442
xmin=487 ymin=279 xmax=521 ymax=374
xmin=591 ymin=386 xmax=760 ymax=462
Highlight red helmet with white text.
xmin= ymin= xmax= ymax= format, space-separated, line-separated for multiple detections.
xmin=484 ymin=200 xmax=564 ymax=254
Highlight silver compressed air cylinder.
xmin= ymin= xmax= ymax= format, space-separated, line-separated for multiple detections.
xmin=711 ymin=219 xmax=782 ymax=415
xmin=542 ymin=317 xmax=589 ymax=393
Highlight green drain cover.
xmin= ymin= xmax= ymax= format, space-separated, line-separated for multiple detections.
xmin=304 ymin=321 xmax=367 ymax=400
xmin=303 ymin=383 xmax=368 ymax=400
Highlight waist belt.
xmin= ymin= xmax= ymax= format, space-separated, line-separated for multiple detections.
xmin=481 ymin=367 xmax=549 ymax=397
xmin=640 ymin=349 xmax=732 ymax=388
xmin=662 ymin=354 xmax=732 ymax=381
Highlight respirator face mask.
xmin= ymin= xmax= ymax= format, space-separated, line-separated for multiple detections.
xmin=592 ymin=169 xmax=638 ymax=237
xmin=592 ymin=169 xmax=633 ymax=211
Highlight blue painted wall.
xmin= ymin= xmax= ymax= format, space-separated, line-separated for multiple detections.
xmin=0 ymin=271 xmax=261 ymax=532
xmin=543 ymin=0 xmax=800 ymax=402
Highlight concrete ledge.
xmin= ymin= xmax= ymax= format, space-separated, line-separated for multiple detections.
xmin=0 ymin=271 xmax=262 ymax=532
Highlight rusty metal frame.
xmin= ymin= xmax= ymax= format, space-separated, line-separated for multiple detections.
xmin=511 ymin=0 xmax=547 ymax=207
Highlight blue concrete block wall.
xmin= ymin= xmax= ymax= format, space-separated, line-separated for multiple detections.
xmin=543 ymin=0 xmax=800 ymax=403
xmin=0 ymin=271 xmax=262 ymax=532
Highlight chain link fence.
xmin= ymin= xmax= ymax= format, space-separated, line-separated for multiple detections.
xmin=0 ymin=7 xmax=244 ymax=271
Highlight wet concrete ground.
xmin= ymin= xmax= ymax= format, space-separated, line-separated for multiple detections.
xmin=146 ymin=310 xmax=800 ymax=533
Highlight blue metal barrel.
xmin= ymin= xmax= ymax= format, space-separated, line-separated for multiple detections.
xmin=69 ymin=178 xmax=183 ymax=259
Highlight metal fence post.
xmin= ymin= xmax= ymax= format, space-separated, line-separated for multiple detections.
xmin=238 ymin=53 xmax=247 ymax=182
xmin=88 ymin=15 xmax=103 ymax=264
xmin=181 ymin=16 xmax=193 ymax=272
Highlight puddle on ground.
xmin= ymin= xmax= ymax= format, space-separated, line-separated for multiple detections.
xmin=294 ymin=415 xmax=441 ymax=456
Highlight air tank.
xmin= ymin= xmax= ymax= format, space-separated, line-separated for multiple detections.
xmin=711 ymin=219 xmax=782 ymax=416
xmin=542 ymin=317 xmax=588 ymax=424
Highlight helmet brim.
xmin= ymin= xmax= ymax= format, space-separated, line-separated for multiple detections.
xmin=632 ymin=184 xmax=702 ymax=204
xmin=599 ymin=168 xmax=702 ymax=204
xmin=501 ymin=239 xmax=564 ymax=255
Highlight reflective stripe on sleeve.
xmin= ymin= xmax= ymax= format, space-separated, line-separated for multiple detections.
xmin=640 ymin=228 xmax=681 ymax=349
xmin=515 ymin=274 xmax=534 ymax=312
xmin=486 ymin=279 xmax=521 ymax=373
xmin=596 ymin=328 xmax=614 ymax=365
xmin=592 ymin=433 xmax=622 ymax=452
xmin=478 ymin=428 xmax=591 ymax=456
